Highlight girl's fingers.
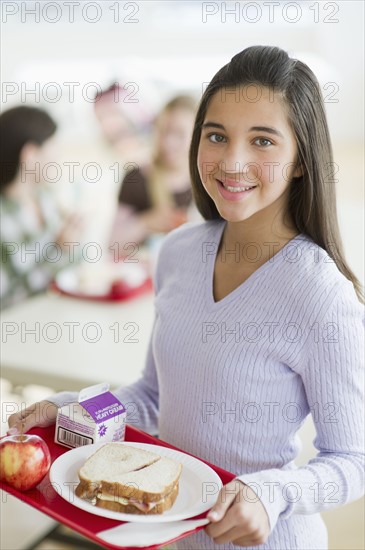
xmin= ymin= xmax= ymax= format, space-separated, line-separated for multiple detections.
xmin=7 ymin=401 xmax=58 ymax=434
xmin=8 ymin=407 xmax=33 ymax=429
xmin=205 ymin=480 xmax=243 ymax=540
xmin=7 ymin=427 xmax=19 ymax=435
xmin=7 ymin=410 xmax=37 ymax=435
xmin=205 ymin=504 xmax=240 ymax=540
xmin=207 ymin=480 xmax=242 ymax=522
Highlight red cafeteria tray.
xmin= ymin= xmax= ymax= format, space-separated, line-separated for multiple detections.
xmin=1 ymin=425 xmax=235 ymax=549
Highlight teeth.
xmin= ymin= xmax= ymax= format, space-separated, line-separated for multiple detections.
xmin=223 ymin=183 xmax=254 ymax=193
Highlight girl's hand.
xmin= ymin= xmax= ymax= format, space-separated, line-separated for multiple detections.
xmin=205 ymin=479 xmax=270 ymax=546
xmin=7 ymin=401 xmax=58 ymax=435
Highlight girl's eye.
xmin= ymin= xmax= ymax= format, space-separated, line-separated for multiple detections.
xmin=207 ymin=133 xmax=226 ymax=143
xmin=254 ymin=137 xmax=273 ymax=147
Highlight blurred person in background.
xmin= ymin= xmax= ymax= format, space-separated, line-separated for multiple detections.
xmin=0 ymin=106 xmax=82 ymax=309
xmin=93 ymin=82 xmax=152 ymax=166
xmin=110 ymin=95 xmax=198 ymax=251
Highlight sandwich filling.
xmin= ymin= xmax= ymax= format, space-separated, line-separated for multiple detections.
xmin=96 ymin=483 xmax=178 ymax=512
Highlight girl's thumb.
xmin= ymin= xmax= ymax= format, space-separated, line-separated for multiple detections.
xmin=207 ymin=481 xmax=239 ymax=522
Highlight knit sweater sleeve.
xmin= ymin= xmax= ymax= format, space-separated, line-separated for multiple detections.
xmin=109 ymin=323 xmax=160 ymax=435
xmin=236 ymin=281 xmax=365 ymax=533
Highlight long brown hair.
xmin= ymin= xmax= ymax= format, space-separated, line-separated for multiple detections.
xmin=189 ymin=45 xmax=363 ymax=302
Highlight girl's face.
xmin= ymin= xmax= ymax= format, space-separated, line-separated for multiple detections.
xmin=197 ymin=86 xmax=301 ymax=224
xmin=20 ymin=135 xmax=58 ymax=186
xmin=155 ymin=108 xmax=195 ymax=169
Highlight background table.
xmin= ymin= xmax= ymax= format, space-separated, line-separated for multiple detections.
xmin=1 ymin=290 xmax=155 ymax=391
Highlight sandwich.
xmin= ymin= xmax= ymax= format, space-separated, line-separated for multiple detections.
xmin=75 ymin=443 xmax=183 ymax=514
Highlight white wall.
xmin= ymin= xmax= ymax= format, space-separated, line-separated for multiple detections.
xmin=2 ymin=1 xmax=364 ymax=143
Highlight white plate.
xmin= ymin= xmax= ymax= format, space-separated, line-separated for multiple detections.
xmin=50 ymin=442 xmax=223 ymax=523
xmin=55 ymin=262 xmax=149 ymax=297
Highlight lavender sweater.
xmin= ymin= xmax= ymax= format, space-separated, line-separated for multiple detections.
xmin=51 ymin=220 xmax=364 ymax=550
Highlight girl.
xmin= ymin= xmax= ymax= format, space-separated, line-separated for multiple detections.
xmin=0 ymin=106 xmax=82 ymax=309
xmin=110 ymin=95 xmax=197 ymax=248
xmin=9 ymin=46 xmax=364 ymax=549
xmin=93 ymin=82 xmax=152 ymax=165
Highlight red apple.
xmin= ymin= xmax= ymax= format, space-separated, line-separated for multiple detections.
xmin=0 ymin=434 xmax=51 ymax=491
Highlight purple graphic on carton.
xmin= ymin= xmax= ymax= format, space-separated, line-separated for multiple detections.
xmin=80 ymin=391 xmax=126 ymax=423
xmin=98 ymin=424 xmax=108 ymax=437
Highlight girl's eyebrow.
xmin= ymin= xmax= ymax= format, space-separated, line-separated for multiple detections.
xmin=250 ymin=126 xmax=284 ymax=139
xmin=201 ymin=121 xmax=284 ymax=139
xmin=201 ymin=121 xmax=225 ymax=130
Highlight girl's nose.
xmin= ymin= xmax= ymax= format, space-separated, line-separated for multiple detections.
xmin=219 ymin=144 xmax=259 ymax=184
xmin=219 ymin=143 xmax=249 ymax=175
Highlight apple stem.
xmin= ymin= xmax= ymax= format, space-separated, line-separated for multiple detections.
xmin=20 ymin=420 xmax=25 ymax=441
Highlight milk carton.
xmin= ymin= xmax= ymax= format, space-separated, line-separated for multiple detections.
xmin=55 ymin=383 xmax=126 ymax=448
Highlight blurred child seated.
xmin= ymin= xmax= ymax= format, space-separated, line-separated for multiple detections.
xmin=110 ymin=95 xmax=198 ymax=252
xmin=0 ymin=106 xmax=82 ymax=309
xmin=93 ymin=82 xmax=152 ymax=166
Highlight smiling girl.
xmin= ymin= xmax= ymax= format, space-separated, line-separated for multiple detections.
xmin=9 ymin=46 xmax=364 ymax=549
xmin=196 ymin=83 xmax=303 ymax=301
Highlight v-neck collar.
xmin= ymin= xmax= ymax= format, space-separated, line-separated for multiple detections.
xmin=205 ymin=221 xmax=304 ymax=309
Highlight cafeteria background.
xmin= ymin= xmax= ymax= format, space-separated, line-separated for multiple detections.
xmin=1 ymin=1 xmax=364 ymax=549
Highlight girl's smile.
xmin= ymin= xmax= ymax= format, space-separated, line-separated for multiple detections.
xmin=197 ymin=86 xmax=302 ymax=225
xmin=215 ymin=177 xmax=257 ymax=201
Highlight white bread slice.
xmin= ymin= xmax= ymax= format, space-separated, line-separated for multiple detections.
xmin=98 ymin=455 xmax=182 ymax=502
xmin=76 ymin=443 xmax=160 ymax=499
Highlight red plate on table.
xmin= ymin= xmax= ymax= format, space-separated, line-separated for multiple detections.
xmin=51 ymin=261 xmax=153 ymax=302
